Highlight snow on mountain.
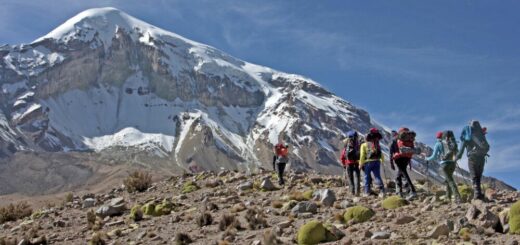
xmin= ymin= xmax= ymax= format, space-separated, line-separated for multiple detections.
xmin=0 ymin=8 xmax=515 ymax=191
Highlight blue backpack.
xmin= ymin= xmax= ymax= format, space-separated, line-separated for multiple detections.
xmin=460 ymin=121 xmax=490 ymax=156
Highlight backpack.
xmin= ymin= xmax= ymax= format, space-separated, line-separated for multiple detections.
xmin=394 ymin=127 xmax=416 ymax=159
xmin=275 ymin=144 xmax=289 ymax=157
xmin=461 ymin=121 xmax=489 ymax=157
xmin=440 ymin=130 xmax=458 ymax=161
xmin=344 ymin=131 xmax=360 ymax=161
xmin=365 ymin=141 xmax=382 ymax=160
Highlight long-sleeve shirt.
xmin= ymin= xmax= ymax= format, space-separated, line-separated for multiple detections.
xmin=359 ymin=142 xmax=385 ymax=168
xmin=428 ymin=140 xmax=458 ymax=164
xmin=388 ymin=140 xmax=398 ymax=164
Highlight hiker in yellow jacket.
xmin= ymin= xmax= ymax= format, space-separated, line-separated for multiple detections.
xmin=359 ymin=128 xmax=386 ymax=197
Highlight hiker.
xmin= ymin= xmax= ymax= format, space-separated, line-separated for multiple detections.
xmin=273 ymin=140 xmax=290 ymax=185
xmin=427 ymin=131 xmax=462 ymax=203
xmin=340 ymin=130 xmax=361 ymax=196
xmin=359 ymin=128 xmax=385 ymax=197
xmin=390 ymin=127 xmax=419 ymax=199
xmin=456 ymin=120 xmax=490 ymax=200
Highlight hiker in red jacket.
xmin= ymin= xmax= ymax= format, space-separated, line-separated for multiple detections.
xmin=273 ymin=140 xmax=289 ymax=185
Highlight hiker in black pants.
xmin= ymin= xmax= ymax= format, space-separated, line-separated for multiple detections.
xmin=389 ymin=129 xmax=418 ymax=199
xmin=273 ymin=141 xmax=289 ymax=185
xmin=456 ymin=120 xmax=490 ymax=200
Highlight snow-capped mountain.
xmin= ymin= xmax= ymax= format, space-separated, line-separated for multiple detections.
xmin=0 ymin=8 xmax=514 ymax=191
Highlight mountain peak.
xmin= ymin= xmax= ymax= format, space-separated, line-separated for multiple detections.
xmin=33 ymin=7 xmax=183 ymax=47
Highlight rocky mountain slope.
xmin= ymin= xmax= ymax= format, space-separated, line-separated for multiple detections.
xmin=0 ymin=170 xmax=519 ymax=244
xmin=0 ymin=7 xmax=514 ymax=195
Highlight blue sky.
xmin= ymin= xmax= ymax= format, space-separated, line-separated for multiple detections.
xmin=1 ymin=0 xmax=519 ymax=189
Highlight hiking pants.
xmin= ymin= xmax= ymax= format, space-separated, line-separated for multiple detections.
xmin=468 ymin=155 xmax=485 ymax=198
xmin=346 ymin=164 xmax=361 ymax=195
xmin=440 ymin=161 xmax=461 ymax=201
xmin=395 ymin=158 xmax=416 ymax=193
xmin=276 ymin=162 xmax=287 ymax=185
xmin=363 ymin=161 xmax=385 ymax=194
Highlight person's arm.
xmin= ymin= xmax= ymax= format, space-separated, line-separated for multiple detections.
xmin=426 ymin=142 xmax=440 ymax=161
xmin=359 ymin=143 xmax=367 ymax=169
xmin=456 ymin=141 xmax=467 ymax=160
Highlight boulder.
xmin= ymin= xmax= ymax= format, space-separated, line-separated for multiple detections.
xmin=428 ymin=224 xmax=450 ymax=239
xmin=371 ymin=231 xmax=391 ymax=240
xmin=237 ymin=181 xmax=254 ymax=191
xmin=291 ymin=201 xmax=318 ymax=215
xmin=95 ymin=197 xmax=126 ymax=218
xmin=261 ymin=177 xmax=276 ymax=191
xmin=82 ymin=198 xmax=96 ymax=209
xmin=466 ymin=205 xmax=499 ymax=229
xmin=394 ymin=215 xmax=415 ymax=225
xmin=312 ymin=189 xmax=336 ymax=207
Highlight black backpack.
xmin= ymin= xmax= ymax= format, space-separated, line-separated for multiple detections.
xmin=366 ymin=141 xmax=382 ymax=160
xmin=440 ymin=130 xmax=458 ymax=161
xmin=345 ymin=133 xmax=360 ymax=161
xmin=461 ymin=121 xmax=490 ymax=157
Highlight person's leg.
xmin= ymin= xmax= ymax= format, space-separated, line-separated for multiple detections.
xmin=395 ymin=160 xmax=404 ymax=194
xmin=468 ymin=156 xmax=484 ymax=199
xmin=364 ymin=163 xmax=373 ymax=194
xmin=441 ymin=163 xmax=452 ymax=200
xmin=445 ymin=162 xmax=461 ymax=202
xmin=474 ymin=156 xmax=485 ymax=199
xmin=277 ymin=162 xmax=286 ymax=185
xmin=401 ymin=159 xmax=416 ymax=194
xmin=354 ymin=165 xmax=361 ymax=196
xmin=372 ymin=161 xmax=385 ymax=193
xmin=347 ymin=165 xmax=355 ymax=194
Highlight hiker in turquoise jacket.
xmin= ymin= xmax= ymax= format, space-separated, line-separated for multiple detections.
xmin=427 ymin=131 xmax=462 ymax=203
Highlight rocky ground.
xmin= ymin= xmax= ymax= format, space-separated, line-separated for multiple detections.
xmin=0 ymin=169 xmax=519 ymax=245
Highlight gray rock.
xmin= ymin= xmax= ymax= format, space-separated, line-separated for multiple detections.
xmin=428 ymin=224 xmax=450 ymax=239
xmin=96 ymin=197 xmax=126 ymax=218
xmin=298 ymin=212 xmax=314 ymax=219
xmin=505 ymin=238 xmax=518 ymax=245
xmin=237 ymin=181 xmax=253 ymax=191
xmin=466 ymin=205 xmax=499 ymax=229
xmin=260 ymin=177 xmax=276 ymax=191
xmin=291 ymin=201 xmax=318 ymax=215
xmin=340 ymin=200 xmax=352 ymax=209
xmin=312 ymin=189 xmax=336 ymax=207
xmin=371 ymin=231 xmax=390 ymax=240
xmin=82 ymin=198 xmax=96 ymax=208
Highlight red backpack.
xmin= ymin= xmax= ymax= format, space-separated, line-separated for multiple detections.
xmin=393 ymin=127 xmax=416 ymax=159
xmin=275 ymin=144 xmax=289 ymax=157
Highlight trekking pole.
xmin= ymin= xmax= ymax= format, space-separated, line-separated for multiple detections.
xmin=426 ymin=161 xmax=431 ymax=194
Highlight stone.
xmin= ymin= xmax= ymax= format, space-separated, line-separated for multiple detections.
xmin=82 ymin=198 xmax=96 ymax=209
xmin=371 ymin=231 xmax=390 ymax=240
xmin=312 ymin=189 xmax=337 ymax=207
xmin=428 ymin=224 xmax=450 ymax=239
xmin=277 ymin=220 xmax=293 ymax=229
xmin=96 ymin=197 xmax=126 ymax=218
xmin=339 ymin=200 xmax=351 ymax=209
xmin=421 ymin=204 xmax=433 ymax=212
xmin=237 ymin=181 xmax=253 ymax=191
xmin=394 ymin=215 xmax=415 ymax=225
xmin=261 ymin=177 xmax=276 ymax=191
xmin=291 ymin=201 xmax=318 ymax=215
